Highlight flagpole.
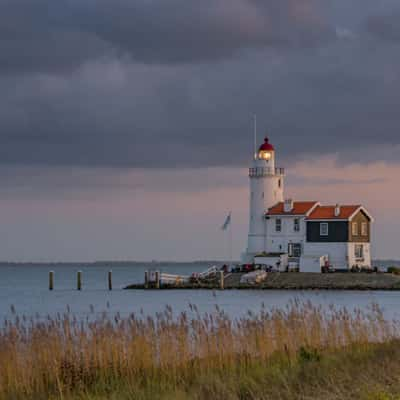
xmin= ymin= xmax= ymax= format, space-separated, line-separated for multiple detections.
xmin=229 ymin=216 xmax=232 ymax=266
xmin=254 ymin=114 xmax=257 ymax=160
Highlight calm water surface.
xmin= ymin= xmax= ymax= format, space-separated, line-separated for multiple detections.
xmin=0 ymin=263 xmax=399 ymax=321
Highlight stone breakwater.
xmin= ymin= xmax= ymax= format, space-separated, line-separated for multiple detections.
xmin=238 ymin=272 xmax=400 ymax=290
xmin=125 ymin=272 xmax=400 ymax=290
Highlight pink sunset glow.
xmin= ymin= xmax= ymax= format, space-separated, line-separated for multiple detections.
xmin=0 ymin=155 xmax=397 ymax=261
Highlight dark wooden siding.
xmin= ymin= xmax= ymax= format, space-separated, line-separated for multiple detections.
xmin=349 ymin=210 xmax=370 ymax=242
xmin=307 ymin=221 xmax=348 ymax=242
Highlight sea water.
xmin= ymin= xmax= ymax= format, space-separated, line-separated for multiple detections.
xmin=0 ymin=262 xmax=399 ymax=322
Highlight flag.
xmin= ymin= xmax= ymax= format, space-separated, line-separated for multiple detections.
xmin=221 ymin=212 xmax=231 ymax=231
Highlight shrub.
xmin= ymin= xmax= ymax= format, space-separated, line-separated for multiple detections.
xmin=298 ymin=346 xmax=322 ymax=363
xmin=387 ymin=266 xmax=400 ymax=275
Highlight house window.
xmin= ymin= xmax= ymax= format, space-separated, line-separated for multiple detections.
xmin=355 ymin=244 xmax=364 ymax=259
xmin=275 ymin=219 xmax=282 ymax=232
xmin=294 ymin=218 xmax=300 ymax=232
xmin=352 ymin=222 xmax=358 ymax=236
xmin=361 ymin=222 xmax=368 ymax=236
xmin=320 ymin=223 xmax=328 ymax=236
xmin=288 ymin=243 xmax=302 ymax=257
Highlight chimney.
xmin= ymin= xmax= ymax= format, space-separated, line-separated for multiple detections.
xmin=334 ymin=204 xmax=341 ymax=217
xmin=284 ymin=198 xmax=294 ymax=213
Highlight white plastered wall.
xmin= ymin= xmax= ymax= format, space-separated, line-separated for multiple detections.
xmin=303 ymin=242 xmax=349 ymax=269
xmin=265 ymin=216 xmax=306 ymax=254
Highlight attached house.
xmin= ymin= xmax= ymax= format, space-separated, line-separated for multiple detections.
xmin=261 ymin=199 xmax=373 ymax=272
xmin=304 ymin=204 xmax=372 ymax=271
xmin=265 ymin=200 xmax=319 ymax=257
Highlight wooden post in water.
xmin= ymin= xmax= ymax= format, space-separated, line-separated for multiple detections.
xmin=144 ymin=270 xmax=149 ymax=289
xmin=219 ymin=271 xmax=224 ymax=290
xmin=108 ymin=270 xmax=112 ymax=291
xmin=155 ymin=270 xmax=160 ymax=289
xmin=49 ymin=271 xmax=54 ymax=291
xmin=77 ymin=271 xmax=82 ymax=291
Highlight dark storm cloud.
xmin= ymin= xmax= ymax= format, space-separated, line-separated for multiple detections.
xmin=0 ymin=0 xmax=332 ymax=73
xmin=0 ymin=1 xmax=400 ymax=170
xmin=82 ymin=0 xmax=333 ymax=63
xmin=365 ymin=12 xmax=400 ymax=42
xmin=288 ymin=175 xmax=387 ymax=187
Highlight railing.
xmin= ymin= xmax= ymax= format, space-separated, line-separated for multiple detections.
xmin=197 ymin=266 xmax=218 ymax=278
xmin=249 ymin=167 xmax=285 ymax=177
xmin=160 ymin=273 xmax=190 ymax=285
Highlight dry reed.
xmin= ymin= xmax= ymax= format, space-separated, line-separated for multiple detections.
xmin=0 ymin=300 xmax=398 ymax=400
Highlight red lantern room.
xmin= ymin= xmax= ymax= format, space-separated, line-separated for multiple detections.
xmin=258 ymin=137 xmax=274 ymax=160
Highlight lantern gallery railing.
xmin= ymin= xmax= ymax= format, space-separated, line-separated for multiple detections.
xmin=249 ymin=167 xmax=285 ymax=177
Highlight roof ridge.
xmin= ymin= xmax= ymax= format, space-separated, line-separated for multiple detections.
xmin=314 ymin=204 xmax=361 ymax=208
xmin=266 ymin=200 xmax=320 ymax=216
xmin=307 ymin=204 xmax=364 ymax=220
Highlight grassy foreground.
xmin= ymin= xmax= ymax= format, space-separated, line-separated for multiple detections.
xmin=1 ymin=302 xmax=400 ymax=400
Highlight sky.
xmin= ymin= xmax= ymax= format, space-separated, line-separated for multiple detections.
xmin=0 ymin=0 xmax=400 ymax=261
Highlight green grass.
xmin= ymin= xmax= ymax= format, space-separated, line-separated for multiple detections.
xmin=52 ymin=341 xmax=400 ymax=400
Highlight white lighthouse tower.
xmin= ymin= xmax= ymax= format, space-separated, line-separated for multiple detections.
xmin=243 ymin=137 xmax=285 ymax=262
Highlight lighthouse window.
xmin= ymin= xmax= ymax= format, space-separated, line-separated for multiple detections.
xmin=275 ymin=219 xmax=282 ymax=232
xmin=320 ymin=223 xmax=328 ymax=236
xmin=259 ymin=151 xmax=271 ymax=160
xmin=294 ymin=218 xmax=300 ymax=232
xmin=278 ymin=179 xmax=281 ymax=188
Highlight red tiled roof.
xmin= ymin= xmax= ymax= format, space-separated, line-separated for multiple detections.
xmin=266 ymin=201 xmax=319 ymax=216
xmin=306 ymin=205 xmax=361 ymax=220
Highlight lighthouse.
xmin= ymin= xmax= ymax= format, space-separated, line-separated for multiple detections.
xmin=239 ymin=135 xmax=373 ymax=271
xmin=243 ymin=137 xmax=285 ymax=261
